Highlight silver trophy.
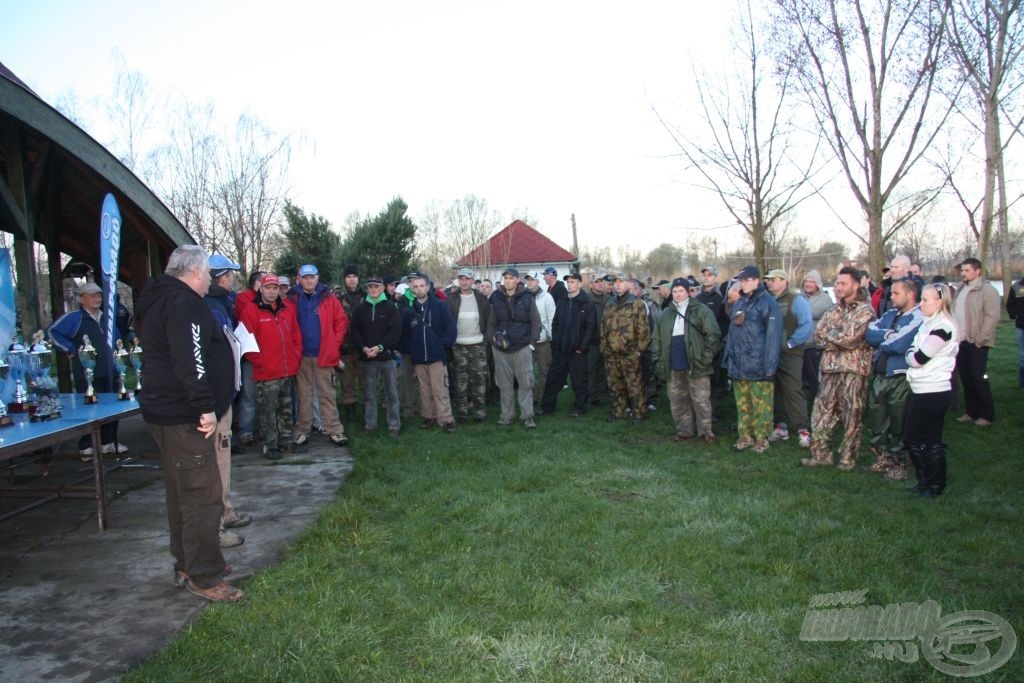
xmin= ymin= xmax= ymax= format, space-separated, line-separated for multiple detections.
xmin=113 ymin=339 xmax=130 ymax=400
xmin=129 ymin=340 xmax=143 ymax=395
xmin=0 ymin=347 xmax=12 ymax=427
xmin=79 ymin=334 xmax=99 ymax=404
xmin=8 ymin=337 xmax=29 ymax=412
xmin=28 ymin=331 xmax=62 ymax=421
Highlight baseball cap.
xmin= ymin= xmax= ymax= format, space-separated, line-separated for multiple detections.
xmin=563 ymin=272 xmax=582 ymax=282
xmin=209 ymin=254 xmax=241 ymax=273
xmin=737 ymin=265 xmax=761 ymax=280
xmin=600 ymin=274 xmax=615 ymax=283
xmin=260 ymin=274 xmax=281 ymax=286
xmin=612 ymin=273 xmax=628 ymax=281
xmin=457 ymin=267 xmax=474 ymax=278
xmin=700 ymin=265 xmax=719 ymax=276
xmin=542 ymin=266 xmax=558 ymax=276
xmin=764 ymin=269 xmax=788 ymax=280
xmin=365 ymin=274 xmax=384 ymax=286
xmin=502 ymin=267 xmax=520 ymax=278
xmin=78 ymin=282 xmax=102 ymax=295
xmin=524 ymin=272 xmax=538 ymax=280
xmin=653 ymin=279 xmax=671 ymax=288
xmin=685 ymin=276 xmax=700 ymax=289
xmin=298 ymin=264 xmax=319 ymax=277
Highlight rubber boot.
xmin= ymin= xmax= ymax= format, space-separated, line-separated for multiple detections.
xmin=921 ymin=443 xmax=947 ymax=498
xmin=906 ymin=444 xmax=928 ymax=494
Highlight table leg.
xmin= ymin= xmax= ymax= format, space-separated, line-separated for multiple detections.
xmin=90 ymin=427 xmax=108 ymax=531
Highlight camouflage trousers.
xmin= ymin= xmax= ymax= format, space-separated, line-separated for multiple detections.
xmin=256 ymin=376 xmax=295 ymax=450
xmin=865 ymin=374 xmax=910 ymax=454
xmin=452 ymin=342 xmax=488 ymax=419
xmin=734 ymin=380 xmax=774 ymax=441
xmin=668 ymin=372 xmax=713 ymax=437
xmin=810 ymin=372 xmax=867 ymax=465
xmin=606 ymin=353 xmax=646 ymax=419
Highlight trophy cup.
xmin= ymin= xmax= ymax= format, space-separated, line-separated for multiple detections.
xmin=79 ymin=335 xmax=99 ymax=404
xmin=129 ymin=340 xmax=143 ymax=395
xmin=28 ymin=332 xmax=62 ymax=421
xmin=113 ymin=339 xmax=130 ymax=400
xmin=8 ymin=336 xmax=29 ymax=412
xmin=0 ymin=347 xmax=13 ymax=427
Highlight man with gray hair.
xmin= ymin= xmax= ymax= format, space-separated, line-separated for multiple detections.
xmin=136 ymin=245 xmax=243 ymax=602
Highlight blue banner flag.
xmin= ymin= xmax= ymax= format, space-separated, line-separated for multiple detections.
xmin=99 ymin=194 xmax=122 ymax=362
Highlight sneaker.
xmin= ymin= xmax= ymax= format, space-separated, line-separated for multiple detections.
xmin=102 ymin=442 xmax=129 ymax=454
xmin=496 ymin=418 xmax=513 ymax=426
xmin=219 ymin=529 xmax=244 ymax=548
xmin=974 ymin=418 xmax=992 ymax=426
xmin=293 ymin=433 xmax=310 ymax=446
xmin=523 ymin=417 xmax=536 ymax=429
xmin=752 ymin=439 xmax=770 ymax=454
xmin=836 ymin=460 xmax=856 ymax=472
xmin=388 ymin=428 xmax=401 ymax=437
xmin=223 ymin=511 xmax=252 ymax=529
xmin=186 ymin=579 xmax=245 ymax=603
xmin=955 ymin=413 xmax=974 ymax=423
xmin=330 ymin=432 xmax=348 ymax=446
xmin=442 ymin=421 xmax=456 ymax=434
xmin=314 ymin=425 xmax=327 ymax=434
xmin=769 ymin=423 xmax=789 ymax=442
xmin=570 ymin=410 xmax=583 ymax=418
xmin=732 ymin=436 xmax=755 ymax=452
xmin=79 ymin=447 xmax=94 ymax=462
xmin=647 ymin=403 xmax=658 ymax=412
xmin=797 ymin=429 xmax=811 ymax=448
xmin=263 ymin=446 xmax=281 ymax=461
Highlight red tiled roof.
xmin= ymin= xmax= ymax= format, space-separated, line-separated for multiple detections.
xmin=457 ymin=220 xmax=576 ymax=266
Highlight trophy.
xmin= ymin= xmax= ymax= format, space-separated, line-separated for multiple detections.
xmin=129 ymin=340 xmax=143 ymax=395
xmin=79 ymin=334 xmax=99 ymax=404
xmin=28 ymin=331 xmax=62 ymax=421
xmin=8 ymin=336 xmax=29 ymax=412
xmin=0 ymin=347 xmax=13 ymax=427
xmin=113 ymin=339 xmax=130 ymax=400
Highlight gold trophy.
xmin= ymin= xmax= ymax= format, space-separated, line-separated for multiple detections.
xmin=79 ymin=334 xmax=99 ymax=404
xmin=113 ymin=339 xmax=130 ymax=400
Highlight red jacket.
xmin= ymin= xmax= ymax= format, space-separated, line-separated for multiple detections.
xmin=287 ymin=285 xmax=349 ymax=367
xmin=239 ymin=296 xmax=301 ymax=380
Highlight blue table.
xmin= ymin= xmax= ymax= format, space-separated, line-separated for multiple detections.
xmin=0 ymin=393 xmax=141 ymax=530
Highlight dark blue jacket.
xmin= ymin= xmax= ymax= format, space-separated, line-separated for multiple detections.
xmin=401 ymin=294 xmax=456 ymax=364
xmin=47 ymin=307 xmax=121 ymax=387
xmin=486 ymin=283 xmax=541 ymax=351
xmin=865 ymin=305 xmax=922 ymax=377
xmin=723 ymin=284 xmax=782 ymax=381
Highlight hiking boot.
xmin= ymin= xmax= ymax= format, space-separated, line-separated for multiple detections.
xmin=731 ymin=436 xmax=754 ymax=452
xmin=884 ymin=463 xmax=910 ymax=481
xmin=442 ymin=421 xmax=457 ymax=434
xmin=865 ymin=450 xmax=895 ymax=474
xmin=797 ymin=429 xmax=811 ymax=448
xmin=420 ymin=418 xmax=437 ymax=430
xmin=219 ymin=529 xmax=244 ymax=548
xmin=330 ymin=432 xmax=348 ymax=446
xmin=293 ymin=433 xmax=310 ymax=446
xmin=673 ymin=432 xmax=692 ymax=442
xmin=186 ymin=579 xmax=245 ymax=603
xmin=523 ymin=417 xmax=536 ymax=429
xmin=223 ymin=511 xmax=252 ymax=529
xmin=769 ymin=423 xmax=789 ymax=442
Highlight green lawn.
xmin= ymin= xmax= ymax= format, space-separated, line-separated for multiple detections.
xmin=128 ymin=324 xmax=1024 ymax=682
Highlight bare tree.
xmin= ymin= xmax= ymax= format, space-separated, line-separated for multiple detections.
xmin=417 ymin=195 xmax=504 ymax=282
xmin=773 ymin=0 xmax=956 ymax=278
xmin=945 ymin=0 xmax=1024 ymax=292
xmin=656 ymin=0 xmax=820 ymax=273
xmin=103 ymin=55 xmax=155 ymax=173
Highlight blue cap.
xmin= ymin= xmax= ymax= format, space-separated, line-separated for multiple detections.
xmin=298 ymin=264 xmax=319 ymax=277
xmin=737 ymin=265 xmax=761 ymax=280
xmin=209 ymin=254 xmax=240 ymax=272
xmin=542 ymin=266 xmax=557 ymax=276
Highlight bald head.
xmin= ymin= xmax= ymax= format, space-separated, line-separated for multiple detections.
xmin=889 ymin=255 xmax=911 ymax=279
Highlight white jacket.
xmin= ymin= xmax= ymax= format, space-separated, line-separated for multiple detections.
xmin=905 ymin=313 xmax=958 ymax=394
xmin=533 ymin=289 xmax=555 ymax=343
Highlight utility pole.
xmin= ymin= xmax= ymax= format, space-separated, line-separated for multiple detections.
xmin=571 ymin=213 xmax=579 ymax=259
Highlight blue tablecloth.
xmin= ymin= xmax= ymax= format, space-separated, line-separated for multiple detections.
xmin=0 ymin=393 xmax=140 ymax=457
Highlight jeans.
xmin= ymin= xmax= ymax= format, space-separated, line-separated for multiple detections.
xmin=361 ymin=359 xmax=400 ymax=430
xmin=237 ymin=360 xmax=256 ymax=437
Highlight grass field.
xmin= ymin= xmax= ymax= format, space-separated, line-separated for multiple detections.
xmin=128 ymin=324 xmax=1024 ymax=682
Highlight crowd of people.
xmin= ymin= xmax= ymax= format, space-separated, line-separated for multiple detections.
xmin=54 ymin=245 xmax=1016 ymax=603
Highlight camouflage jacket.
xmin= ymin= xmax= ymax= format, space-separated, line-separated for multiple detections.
xmin=600 ymin=293 xmax=651 ymax=356
xmin=815 ymin=297 xmax=876 ymax=376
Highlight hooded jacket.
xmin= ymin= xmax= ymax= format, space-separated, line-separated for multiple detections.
xmin=723 ymin=283 xmax=782 ymax=381
xmin=135 ymin=274 xmax=234 ymax=423
xmin=801 ymin=270 xmax=834 ymax=327
xmin=286 ymin=282 xmax=349 ymax=367
xmin=401 ymin=293 xmax=456 ymax=364
xmin=239 ymin=294 xmax=302 ymax=381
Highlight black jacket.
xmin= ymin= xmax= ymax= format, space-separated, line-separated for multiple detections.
xmin=551 ymin=290 xmax=597 ymax=354
xmin=136 ymin=274 xmax=235 ymax=424
xmin=350 ymin=296 xmax=402 ymax=361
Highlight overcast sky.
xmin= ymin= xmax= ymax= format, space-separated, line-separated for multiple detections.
xmin=3 ymin=0 xmax=855 ymax=258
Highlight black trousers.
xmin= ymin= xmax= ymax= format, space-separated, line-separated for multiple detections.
xmin=955 ymin=342 xmax=994 ymax=421
xmin=75 ymin=377 xmax=119 ymax=448
xmin=541 ymin=348 xmax=589 ymax=413
xmin=903 ymin=390 xmax=951 ymax=448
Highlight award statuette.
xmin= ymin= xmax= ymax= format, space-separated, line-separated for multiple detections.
xmin=8 ymin=337 xmax=29 ymax=412
xmin=113 ymin=339 xmax=130 ymax=400
xmin=129 ymin=340 xmax=143 ymax=395
xmin=0 ymin=348 xmax=13 ymax=427
xmin=79 ymin=335 xmax=99 ymax=404
xmin=29 ymin=332 xmax=62 ymax=421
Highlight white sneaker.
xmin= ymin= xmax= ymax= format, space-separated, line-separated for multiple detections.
xmin=798 ymin=430 xmax=811 ymax=448
xmin=769 ymin=424 xmax=789 ymax=442
xmin=79 ymin=447 xmax=94 ymax=462
xmin=293 ymin=433 xmax=309 ymax=446
xmin=102 ymin=443 xmax=129 ymax=454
